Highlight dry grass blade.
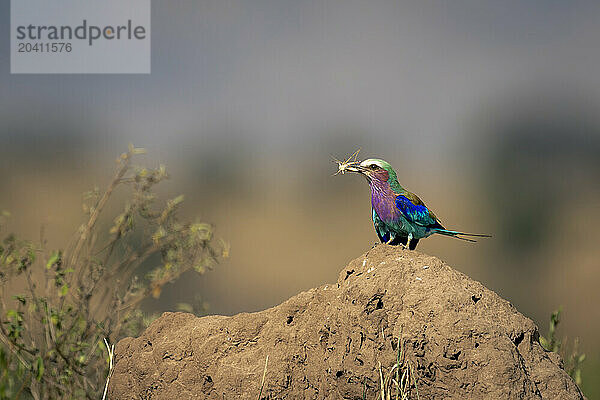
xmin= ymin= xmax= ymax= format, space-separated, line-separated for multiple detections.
xmin=379 ymin=361 xmax=385 ymax=400
xmin=410 ymin=362 xmax=420 ymax=400
xmin=102 ymin=338 xmax=115 ymax=400
xmin=258 ymin=354 xmax=269 ymax=400
xmin=375 ymin=332 xmax=419 ymax=400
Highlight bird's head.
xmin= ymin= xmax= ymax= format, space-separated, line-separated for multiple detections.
xmin=343 ymin=158 xmax=402 ymax=191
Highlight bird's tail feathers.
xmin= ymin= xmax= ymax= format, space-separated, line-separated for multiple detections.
xmin=433 ymin=229 xmax=491 ymax=243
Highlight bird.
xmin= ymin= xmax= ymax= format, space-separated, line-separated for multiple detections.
xmin=338 ymin=157 xmax=490 ymax=249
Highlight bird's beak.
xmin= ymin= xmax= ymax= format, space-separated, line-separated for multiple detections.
xmin=344 ymin=164 xmax=371 ymax=181
xmin=344 ymin=165 xmax=364 ymax=173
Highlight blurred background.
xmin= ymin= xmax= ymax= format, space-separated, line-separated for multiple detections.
xmin=1 ymin=0 xmax=599 ymax=395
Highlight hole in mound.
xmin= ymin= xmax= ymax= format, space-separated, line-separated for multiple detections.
xmin=336 ymin=370 xmax=344 ymax=378
xmin=345 ymin=269 xmax=355 ymax=280
xmin=444 ymin=350 xmax=461 ymax=360
xmin=365 ymin=294 xmax=384 ymax=314
xmin=286 ymin=315 xmax=293 ymax=324
xmin=513 ymin=331 xmax=525 ymax=347
xmin=474 ymin=342 xmax=479 ymax=348
xmin=471 ymin=295 xmax=481 ymax=304
xmin=202 ymin=375 xmax=214 ymax=392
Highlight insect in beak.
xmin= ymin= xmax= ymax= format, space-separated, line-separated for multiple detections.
xmin=332 ymin=149 xmax=361 ymax=175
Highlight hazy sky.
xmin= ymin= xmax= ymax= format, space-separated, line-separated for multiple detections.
xmin=2 ymin=0 xmax=600 ymax=160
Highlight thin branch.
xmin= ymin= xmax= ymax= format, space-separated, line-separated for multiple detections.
xmin=0 ymin=328 xmax=31 ymax=369
xmin=71 ymin=153 xmax=132 ymax=283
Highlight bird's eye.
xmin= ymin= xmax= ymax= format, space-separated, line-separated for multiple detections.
xmin=369 ymin=164 xmax=378 ymax=170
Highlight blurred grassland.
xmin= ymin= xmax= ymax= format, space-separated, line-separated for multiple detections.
xmin=1 ymin=132 xmax=599 ymax=394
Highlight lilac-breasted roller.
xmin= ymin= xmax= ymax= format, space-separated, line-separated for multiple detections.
xmin=341 ymin=158 xmax=490 ymax=249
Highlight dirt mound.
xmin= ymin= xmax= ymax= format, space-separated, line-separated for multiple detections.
xmin=108 ymin=245 xmax=584 ymax=399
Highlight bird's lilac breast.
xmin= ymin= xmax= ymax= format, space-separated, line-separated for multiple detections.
xmin=371 ymin=187 xmax=401 ymax=223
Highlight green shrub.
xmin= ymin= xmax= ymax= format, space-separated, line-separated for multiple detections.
xmin=0 ymin=146 xmax=226 ymax=399
xmin=540 ymin=307 xmax=585 ymax=386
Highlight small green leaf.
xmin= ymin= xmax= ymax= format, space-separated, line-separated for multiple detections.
xmin=46 ymin=250 xmax=62 ymax=269
xmin=58 ymin=284 xmax=69 ymax=297
xmin=34 ymin=356 xmax=44 ymax=381
xmin=193 ymin=264 xmax=206 ymax=274
xmin=27 ymin=249 xmax=36 ymax=263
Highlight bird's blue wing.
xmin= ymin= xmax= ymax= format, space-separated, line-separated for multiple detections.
xmin=395 ymin=195 xmax=441 ymax=228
